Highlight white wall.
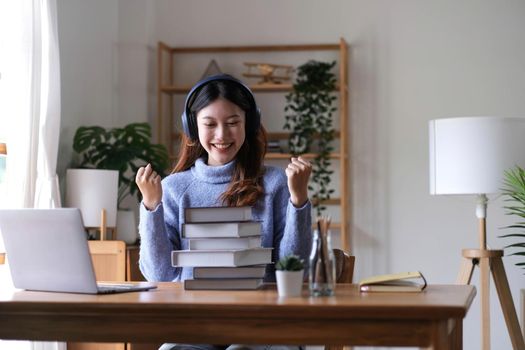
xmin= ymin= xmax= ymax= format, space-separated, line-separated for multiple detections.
xmin=56 ymin=1 xmax=525 ymax=349
xmin=56 ymin=0 xmax=119 ymax=175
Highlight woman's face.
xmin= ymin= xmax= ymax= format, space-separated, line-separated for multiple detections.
xmin=196 ymin=98 xmax=246 ymax=166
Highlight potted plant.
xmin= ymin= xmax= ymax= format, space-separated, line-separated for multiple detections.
xmin=275 ymin=254 xmax=305 ymax=297
xmin=500 ymin=165 xmax=525 ymax=267
xmin=283 ymin=60 xmax=337 ymax=216
xmin=72 ymin=122 xmax=169 ymax=206
xmin=71 ymin=122 xmax=169 ymax=243
xmin=500 ymin=165 xmax=525 ymax=323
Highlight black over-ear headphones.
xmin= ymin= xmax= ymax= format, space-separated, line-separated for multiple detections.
xmin=181 ymin=74 xmax=261 ymax=140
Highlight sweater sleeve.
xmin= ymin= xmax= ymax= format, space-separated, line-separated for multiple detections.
xmin=138 ymin=199 xmax=183 ymax=282
xmin=273 ymin=179 xmax=312 ymax=265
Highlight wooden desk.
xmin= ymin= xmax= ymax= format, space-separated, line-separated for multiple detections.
xmin=0 ymin=283 xmax=475 ymax=349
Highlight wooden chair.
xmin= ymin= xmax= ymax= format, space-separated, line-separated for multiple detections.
xmin=87 ymin=240 xmax=126 ymax=281
xmin=333 ymin=248 xmax=355 ymax=284
xmin=68 ymin=240 xmax=126 ymax=350
xmin=326 ymin=249 xmax=355 ymax=350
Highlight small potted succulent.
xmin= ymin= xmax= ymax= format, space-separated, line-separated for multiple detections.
xmin=275 ymin=254 xmax=305 ymax=297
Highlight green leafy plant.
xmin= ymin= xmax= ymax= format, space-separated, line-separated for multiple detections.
xmin=284 ymin=60 xmax=337 ymax=216
xmin=500 ymin=165 xmax=525 ymax=272
xmin=275 ymin=254 xmax=304 ymax=271
xmin=72 ymin=122 xmax=169 ymax=207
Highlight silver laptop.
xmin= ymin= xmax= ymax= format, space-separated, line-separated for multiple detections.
xmin=0 ymin=208 xmax=157 ymax=294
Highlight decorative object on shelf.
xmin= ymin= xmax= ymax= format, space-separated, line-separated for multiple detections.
xmin=429 ymin=116 xmax=525 ymax=350
xmin=201 ymin=59 xmax=222 ymax=80
xmin=65 ymin=168 xmax=118 ymax=240
xmin=243 ymin=62 xmax=293 ymax=85
xmin=72 ymin=122 xmax=169 ymax=207
xmin=500 ymin=166 xmax=525 ymax=271
xmin=284 ymin=60 xmax=337 ymax=215
xmin=266 ymin=140 xmax=283 ymax=153
xmin=275 ymin=254 xmax=304 ymax=297
xmin=309 ymin=216 xmax=335 ymax=297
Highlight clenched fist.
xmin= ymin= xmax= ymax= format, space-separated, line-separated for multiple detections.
xmin=285 ymin=156 xmax=312 ymax=207
xmin=135 ymin=163 xmax=162 ymax=211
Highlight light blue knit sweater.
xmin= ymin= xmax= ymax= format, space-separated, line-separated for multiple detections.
xmin=138 ymin=157 xmax=312 ymax=282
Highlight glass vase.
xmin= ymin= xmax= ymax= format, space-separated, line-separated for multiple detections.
xmin=308 ymin=229 xmax=335 ymax=296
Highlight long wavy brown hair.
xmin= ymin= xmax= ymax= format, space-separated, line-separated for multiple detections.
xmin=172 ymin=80 xmax=267 ymax=207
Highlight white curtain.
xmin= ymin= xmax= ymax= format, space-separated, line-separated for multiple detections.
xmin=33 ymin=0 xmax=62 ymax=209
xmin=0 ymin=0 xmax=62 ymax=209
xmin=0 ymin=0 xmax=64 ymax=349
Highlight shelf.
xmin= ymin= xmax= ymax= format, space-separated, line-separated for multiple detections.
xmin=161 ymin=42 xmax=341 ymax=54
xmin=311 ymin=197 xmax=342 ymax=206
xmin=157 ymin=38 xmax=350 ymax=251
xmin=161 ymin=83 xmax=293 ymax=94
xmin=171 ymin=131 xmax=341 ymax=141
xmin=312 ymin=222 xmax=342 ymax=230
xmin=267 ymin=131 xmax=341 ymax=140
xmin=168 ymin=153 xmax=341 ymax=162
xmin=161 ymin=84 xmax=341 ymax=94
xmin=265 ymin=152 xmax=341 ymax=159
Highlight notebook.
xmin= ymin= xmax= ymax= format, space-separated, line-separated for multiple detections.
xmin=0 ymin=208 xmax=157 ymax=294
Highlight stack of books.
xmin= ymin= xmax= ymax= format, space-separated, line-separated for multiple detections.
xmin=172 ymin=206 xmax=272 ymax=290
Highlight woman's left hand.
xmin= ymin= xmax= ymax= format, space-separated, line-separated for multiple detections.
xmin=285 ymin=156 xmax=312 ymax=207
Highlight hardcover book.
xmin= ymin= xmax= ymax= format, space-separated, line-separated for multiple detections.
xmin=188 ymin=236 xmax=261 ymax=250
xmin=182 ymin=221 xmax=261 ymax=238
xmin=358 ymin=271 xmax=427 ymax=292
xmin=193 ymin=265 xmax=266 ymax=279
xmin=184 ymin=206 xmax=252 ymax=223
xmin=172 ymin=247 xmax=273 ymax=267
xmin=184 ymin=278 xmax=263 ymax=290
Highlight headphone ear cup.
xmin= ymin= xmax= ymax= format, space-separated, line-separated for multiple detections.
xmin=181 ymin=110 xmax=190 ymax=139
xmin=181 ymin=110 xmax=197 ymax=140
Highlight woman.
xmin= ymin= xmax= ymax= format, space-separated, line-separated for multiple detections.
xmin=136 ymin=74 xmax=312 ymax=284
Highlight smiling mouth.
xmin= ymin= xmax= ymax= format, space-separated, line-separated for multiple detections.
xmin=212 ymin=143 xmax=233 ymax=150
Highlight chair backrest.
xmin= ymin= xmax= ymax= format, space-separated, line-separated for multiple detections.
xmin=87 ymin=240 xmax=126 ymax=281
xmin=333 ymin=248 xmax=355 ymax=283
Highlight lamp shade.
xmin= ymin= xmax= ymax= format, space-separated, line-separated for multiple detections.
xmin=429 ymin=116 xmax=525 ymax=195
xmin=65 ymin=169 xmax=119 ymax=227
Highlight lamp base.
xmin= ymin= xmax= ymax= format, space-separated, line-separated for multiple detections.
xmin=457 ymin=249 xmax=525 ymax=350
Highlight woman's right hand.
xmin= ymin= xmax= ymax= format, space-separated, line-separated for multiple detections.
xmin=135 ymin=163 xmax=162 ymax=211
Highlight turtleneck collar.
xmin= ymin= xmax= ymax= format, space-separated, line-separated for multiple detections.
xmin=191 ymin=157 xmax=236 ymax=184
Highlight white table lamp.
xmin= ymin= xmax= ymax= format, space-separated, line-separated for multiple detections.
xmin=429 ymin=116 xmax=525 ymax=350
xmin=65 ymin=169 xmax=118 ymax=240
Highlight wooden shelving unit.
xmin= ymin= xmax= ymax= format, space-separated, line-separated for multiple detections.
xmin=157 ymin=39 xmax=350 ymax=251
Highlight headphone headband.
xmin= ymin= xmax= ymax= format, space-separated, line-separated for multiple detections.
xmin=181 ymin=74 xmax=261 ymax=140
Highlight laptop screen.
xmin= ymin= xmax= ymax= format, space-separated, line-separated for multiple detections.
xmin=0 ymin=208 xmax=102 ymax=293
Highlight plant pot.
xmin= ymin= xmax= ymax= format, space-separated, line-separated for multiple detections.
xmin=276 ymin=270 xmax=304 ymax=297
xmin=116 ymin=209 xmax=138 ymax=245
